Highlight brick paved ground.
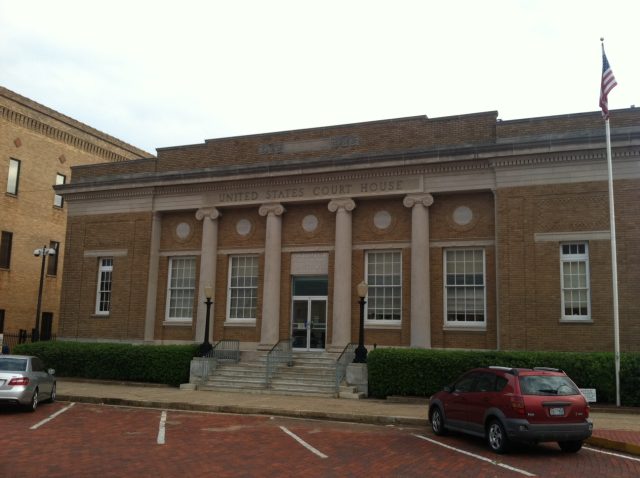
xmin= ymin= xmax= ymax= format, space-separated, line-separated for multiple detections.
xmin=2 ymin=402 xmax=640 ymax=477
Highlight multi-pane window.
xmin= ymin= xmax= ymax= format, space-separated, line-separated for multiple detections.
xmin=54 ymin=174 xmax=66 ymax=207
xmin=6 ymin=158 xmax=20 ymax=195
xmin=95 ymin=257 xmax=113 ymax=315
xmin=0 ymin=231 xmax=13 ymax=269
xmin=227 ymin=255 xmax=258 ymax=320
xmin=560 ymin=243 xmax=590 ymax=320
xmin=365 ymin=250 xmax=402 ymax=323
xmin=444 ymin=249 xmax=486 ymax=326
xmin=166 ymin=257 xmax=196 ymax=321
xmin=46 ymin=241 xmax=60 ymax=276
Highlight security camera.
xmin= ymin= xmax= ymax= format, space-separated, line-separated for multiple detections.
xmin=47 ymin=248 xmax=56 ymax=256
xmin=33 ymin=249 xmax=42 ymax=257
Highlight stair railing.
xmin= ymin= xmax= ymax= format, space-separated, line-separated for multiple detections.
xmin=265 ymin=338 xmax=293 ymax=387
xmin=335 ymin=343 xmax=357 ymax=393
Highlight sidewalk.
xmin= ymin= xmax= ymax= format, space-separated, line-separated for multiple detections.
xmin=56 ymin=379 xmax=640 ymax=456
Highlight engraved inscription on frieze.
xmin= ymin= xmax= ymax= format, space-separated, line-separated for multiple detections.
xmin=215 ymin=176 xmax=421 ymax=205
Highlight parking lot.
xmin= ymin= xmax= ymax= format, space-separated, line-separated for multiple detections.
xmin=2 ymin=401 xmax=640 ymax=477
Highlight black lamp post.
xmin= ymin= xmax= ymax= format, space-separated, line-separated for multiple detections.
xmin=199 ymin=285 xmax=213 ymax=357
xmin=33 ymin=245 xmax=56 ymax=342
xmin=353 ymin=281 xmax=369 ymax=363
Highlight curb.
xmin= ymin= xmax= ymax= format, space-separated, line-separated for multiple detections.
xmin=57 ymin=394 xmax=426 ymax=427
xmin=586 ymin=436 xmax=640 ymax=456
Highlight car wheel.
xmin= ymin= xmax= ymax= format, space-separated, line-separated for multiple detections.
xmin=430 ymin=406 xmax=447 ymax=436
xmin=47 ymin=383 xmax=57 ymax=403
xmin=27 ymin=388 xmax=39 ymax=412
xmin=486 ymin=419 xmax=509 ymax=454
xmin=558 ymin=440 xmax=583 ymax=453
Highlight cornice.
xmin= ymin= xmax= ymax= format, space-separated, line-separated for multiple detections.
xmin=0 ymin=103 xmax=140 ymax=163
xmin=65 ymin=187 xmax=155 ymax=202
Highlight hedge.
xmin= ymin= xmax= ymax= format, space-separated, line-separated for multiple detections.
xmin=12 ymin=341 xmax=198 ymax=387
xmin=367 ymin=348 xmax=640 ymax=406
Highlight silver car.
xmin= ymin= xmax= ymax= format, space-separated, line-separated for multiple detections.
xmin=0 ymin=355 xmax=56 ymax=411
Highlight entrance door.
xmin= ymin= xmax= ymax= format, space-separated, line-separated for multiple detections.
xmin=292 ymin=298 xmax=327 ymax=350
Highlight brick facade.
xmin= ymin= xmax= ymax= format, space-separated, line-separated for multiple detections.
xmin=56 ymin=108 xmax=640 ymax=353
xmin=0 ymin=86 xmax=150 ymax=337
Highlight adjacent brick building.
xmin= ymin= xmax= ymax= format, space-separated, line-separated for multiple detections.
xmin=55 ymin=108 xmax=640 ymax=353
xmin=0 ymin=86 xmax=151 ymax=338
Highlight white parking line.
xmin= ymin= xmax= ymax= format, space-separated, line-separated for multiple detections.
xmin=584 ymin=445 xmax=640 ymax=462
xmin=157 ymin=410 xmax=167 ymax=445
xmin=413 ymin=434 xmax=536 ymax=477
xmin=30 ymin=402 xmax=75 ymax=430
xmin=279 ymin=426 xmax=328 ymax=459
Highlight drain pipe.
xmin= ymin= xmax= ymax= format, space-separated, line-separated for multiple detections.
xmin=492 ymin=188 xmax=501 ymax=351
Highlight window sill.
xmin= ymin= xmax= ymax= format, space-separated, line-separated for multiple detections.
xmin=559 ymin=318 xmax=593 ymax=324
xmin=224 ymin=320 xmax=257 ymax=327
xmin=163 ymin=321 xmax=193 ymax=327
xmin=364 ymin=322 xmax=401 ymax=329
xmin=443 ymin=325 xmax=487 ymax=332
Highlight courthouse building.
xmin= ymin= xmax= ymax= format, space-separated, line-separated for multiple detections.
xmin=0 ymin=86 xmax=150 ymax=337
xmin=55 ymin=108 xmax=640 ymax=354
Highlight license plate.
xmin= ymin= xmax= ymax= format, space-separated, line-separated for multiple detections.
xmin=550 ymin=407 xmax=564 ymax=416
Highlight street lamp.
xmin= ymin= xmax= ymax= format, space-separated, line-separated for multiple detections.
xmin=199 ymin=285 xmax=213 ymax=357
xmin=33 ymin=245 xmax=56 ymax=342
xmin=354 ymin=281 xmax=369 ymax=363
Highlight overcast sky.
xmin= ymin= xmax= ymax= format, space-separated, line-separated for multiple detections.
xmin=1 ymin=0 xmax=638 ymax=154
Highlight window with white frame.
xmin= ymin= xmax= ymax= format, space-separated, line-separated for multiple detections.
xmin=365 ymin=250 xmax=402 ymax=323
xmin=54 ymin=173 xmax=66 ymax=207
xmin=95 ymin=257 xmax=113 ymax=315
xmin=6 ymin=158 xmax=20 ymax=195
xmin=444 ymin=249 xmax=486 ymax=326
xmin=227 ymin=255 xmax=258 ymax=321
xmin=560 ymin=243 xmax=590 ymax=320
xmin=166 ymin=257 xmax=196 ymax=321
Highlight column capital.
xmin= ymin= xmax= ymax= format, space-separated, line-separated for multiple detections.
xmin=328 ymin=198 xmax=356 ymax=213
xmin=196 ymin=207 xmax=221 ymax=221
xmin=259 ymin=203 xmax=286 ymax=217
xmin=403 ymin=193 xmax=434 ymax=209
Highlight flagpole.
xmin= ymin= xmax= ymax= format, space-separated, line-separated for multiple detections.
xmin=600 ymin=38 xmax=621 ymax=407
xmin=604 ymin=116 xmax=621 ymax=407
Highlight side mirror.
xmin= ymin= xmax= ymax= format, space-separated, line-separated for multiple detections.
xmin=48 ymin=368 xmax=56 ymax=375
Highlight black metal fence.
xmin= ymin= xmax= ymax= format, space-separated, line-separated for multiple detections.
xmin=1 ymin=330 xmax=56 ymax=354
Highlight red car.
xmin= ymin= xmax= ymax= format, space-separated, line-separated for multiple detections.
xmin=428 ymin=366 xmax=593 ymax=453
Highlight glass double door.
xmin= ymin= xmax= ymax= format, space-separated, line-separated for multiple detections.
xmin=291 ymin=297 xmax=327 ymax=350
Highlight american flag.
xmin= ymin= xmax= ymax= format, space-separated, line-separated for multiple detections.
xmin=599 ymin=46 xmax=618 ymax=120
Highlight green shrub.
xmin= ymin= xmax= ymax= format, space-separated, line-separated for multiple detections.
xmin=12 ymin=341 xmax=198 ymax=387
xmin=367 ymin=348 xmax=640 ymax=406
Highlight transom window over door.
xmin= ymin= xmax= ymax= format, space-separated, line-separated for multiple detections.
xmin=444 ymin=249 xmax=486 ymax=327
xmin=166 ymin=257 xmax=196 ymax=321
xmin=227 ymin=255 xmax=258 ymax=321
xmin=365 ymin=250 xmax=402 ymax=323
xmin=560 ymin=243 xmax=590 ymax=320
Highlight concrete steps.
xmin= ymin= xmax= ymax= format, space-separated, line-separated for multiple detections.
xmin=198 ymin=352 xmax=341 ymax=398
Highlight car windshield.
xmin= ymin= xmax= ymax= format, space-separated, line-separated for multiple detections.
xmin=0 ymin=358 xmax=28 ymax=372
xmin=519 ymin=375 xmax=579 ymax=396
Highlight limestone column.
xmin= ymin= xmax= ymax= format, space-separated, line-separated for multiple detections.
xmin=144 ymin=212 xmax=162 ymax=342
xmin=403 ymin=193 xmax=434 ymax=348
xmin=195 ymin=207 xmax=221 ymax=344
xmin=258 ymin=203 xmax=286 ymax=349
xmin=328 ymin=198 xmax=356 ymax=350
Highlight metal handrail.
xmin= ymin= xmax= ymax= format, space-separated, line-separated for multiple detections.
xmin=335 ymin=343 xmax=357 ymax=393
xmin=265 ymin=338 xmax=293 ymax=387
xmin=204 ymin=339 xmax=240 ymax=362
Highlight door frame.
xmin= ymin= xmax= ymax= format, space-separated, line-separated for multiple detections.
xmin=291 ymin=295 xmax=328 ymax=351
